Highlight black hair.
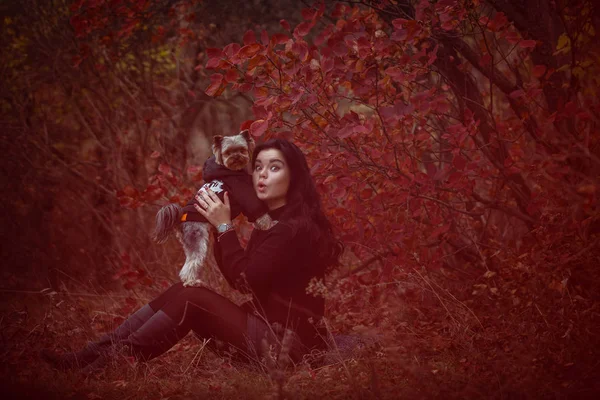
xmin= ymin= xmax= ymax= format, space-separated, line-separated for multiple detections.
xmin=252 ymin=138 xmax=344 ymax=268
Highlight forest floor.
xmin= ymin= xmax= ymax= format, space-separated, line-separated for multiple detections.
xmin=1 ymin=284 xmax=599 ymax=399
xmin=0 ymin=290 xmax=400 ymax=400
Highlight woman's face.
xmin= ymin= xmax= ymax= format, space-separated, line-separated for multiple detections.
xmin=253 ymin=148 xmax=291 ymax=210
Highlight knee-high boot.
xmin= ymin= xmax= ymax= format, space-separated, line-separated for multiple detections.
xmin=82 ymin=310 xmax=187 ymax=372
xmin=41 ymin=304 xmax=156 ymax=370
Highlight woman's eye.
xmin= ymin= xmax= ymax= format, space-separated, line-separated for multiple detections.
xmin=270 ymin=166 xmax=280 ymax=172
xmin=254 ymin=165 xmax=262 ymax=171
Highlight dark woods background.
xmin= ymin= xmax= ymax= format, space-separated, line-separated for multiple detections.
xmin=1 ymin=0 xmax=302 ymax=292
xmin=1 ymin=0 xmax=599 ymax=398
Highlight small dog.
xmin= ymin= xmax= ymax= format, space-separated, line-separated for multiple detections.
xmin=153 ymin=130 xmax=275 ymax=287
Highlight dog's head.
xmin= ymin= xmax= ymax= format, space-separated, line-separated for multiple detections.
xmin=212 ymin=130 xmax=255 ymax=171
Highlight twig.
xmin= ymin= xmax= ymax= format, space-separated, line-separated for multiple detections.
xmin=183 ymin=338 xmax=211 ymax=374
xmin=412 ymin=268 xmax=459 ymax=326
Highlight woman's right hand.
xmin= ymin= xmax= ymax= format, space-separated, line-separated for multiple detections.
xmin=194 ymin=188 xmax=232 ymax=228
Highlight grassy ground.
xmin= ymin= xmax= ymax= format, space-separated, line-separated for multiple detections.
xmin=0 ymin=290 xmax=389 ymax=399
xmin=2 ymin=276 xmax=599 ymax=399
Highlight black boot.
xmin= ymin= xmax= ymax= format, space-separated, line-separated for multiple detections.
xmin=123 ymin=310 xmax=187 ymax=361
xmin=41 ymin=304 xmax=156 ymax=370
xmin=83 ymin=310 xmax=187 ymax=372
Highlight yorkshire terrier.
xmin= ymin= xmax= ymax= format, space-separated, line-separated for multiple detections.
xmin=153 ymin=130 xmax=275 ymax=287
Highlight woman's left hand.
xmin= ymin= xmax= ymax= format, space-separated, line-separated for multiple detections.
xmin=194 ymin=189 xmax=232 ymax=228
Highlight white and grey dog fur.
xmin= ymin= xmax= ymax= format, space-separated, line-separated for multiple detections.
xmin=153 ymin=131 xmax=274 ymax=287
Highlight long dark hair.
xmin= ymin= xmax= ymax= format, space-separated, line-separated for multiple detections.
xmin=252 ymin=139 xmax=344 ymax=268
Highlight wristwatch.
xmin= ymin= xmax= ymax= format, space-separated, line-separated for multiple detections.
xmin=216 ymin=223 xmax=234 ymax=233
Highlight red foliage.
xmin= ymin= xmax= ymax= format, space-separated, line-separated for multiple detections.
xmin=197 ymin=1 xmax=599 ymax=336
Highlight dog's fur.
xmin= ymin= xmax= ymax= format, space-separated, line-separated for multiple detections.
xmin=153 ymin=130 xmax=274 ymax=287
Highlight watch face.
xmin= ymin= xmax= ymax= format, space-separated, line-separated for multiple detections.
xmin=218 ymin=224 xmax=231 ymax=233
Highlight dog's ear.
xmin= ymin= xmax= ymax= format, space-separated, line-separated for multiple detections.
xmin=212 ymin=135 xmax=224 ymax=164
xmin=240 ymin=129 xmax=255 ymax=156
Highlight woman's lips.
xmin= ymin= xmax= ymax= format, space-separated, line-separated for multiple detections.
xmin=257 ymin=183 xmax=267 ymax=193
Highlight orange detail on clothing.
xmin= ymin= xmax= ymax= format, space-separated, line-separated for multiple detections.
xmin=181 ymin=213 xmax=188 ymax=222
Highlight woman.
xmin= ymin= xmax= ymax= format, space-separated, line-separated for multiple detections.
xmin=42 ymin=138 xmax=343 ymax=370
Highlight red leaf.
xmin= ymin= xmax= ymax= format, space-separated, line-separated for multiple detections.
xmin=332 ymin=3 xmax=348 ymax=18
xmin=223 ymin=43 xmax=241 ymax=57
xmin=169 ymin=194 xmax=182 ymax=204
xmin=504 ymin=31 xmax=520 ymax=44
xmin=243 ymin=30 xmax=256 ymax=45
xmin=328 ymin=37 xmax=347 ymax=57
xmin=121 ymin=185 xmax=138 ymax=197
xmin=224 ymin=68 xmax=239 ymax=83
xmin=491 ymin=12 xmax=508 ymax=31
xmin=142 ymin=185 xmax=165 ymax=201
xmin=280 ymin=19 xmax=290 ymax=31
xmin=392 ymin=18 xmax=409 ymax=30
xmin=302 ymin=7 xmax=317 ymax=21
xmin=518 ymin=40 xmax=537 ymax=49
xmin=248 ymin=54 xmax=266 ymax=70
xmin=187 ymin=165 xmax=202 ymax=178
xmin=321 ymin=57 xmax=334 ymax=73
xmin=331 ymin=186 xmax=347 ymax=200
xmin=253 ymin=86 xmax=269 ymax=98
xmin=291 ymin=41 xmax=309 ymax=61
xmin=359 ymin=189 xmax=373 ymax=200
xmin=532 ymin=65 xmax=546 ymax=78
xmin=205 ymin=73 xmax=224 ymax=97
xmin=260 ymin=29 xmax=269 ymax=45
xmin=249 ymin=119 xmax=268 ymax=137
xmin=252 ymin=105 xmax=268 ymax=119
xmin=205 ymin=57 xmax=222 ymax=69
xmin=294 ymin=21 xmax=314 ymax=38
xmin=323 ymin=175 xmax=337 ymax=184
xmin=509 ymin=89 xmax=524 ymax=99
xmin=271 ymin=33 xmax=289 ymax=46
xmin=158 ymin=163 xmax=172 ymax=175
xmin=238 ymin=43 xmax=263 ymax=59
xmin=206 ymin=48 xmax=224 ymax=59
xmin=240 ymin=119 xmax=254 ymax=131
xmin=239 ymin=83 xmax=253 ymax=92
xmin=337 ymin=124 xmax=368 ymax=139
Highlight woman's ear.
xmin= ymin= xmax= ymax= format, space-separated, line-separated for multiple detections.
xmin=212 ymin=135 xmax=224 ymax=164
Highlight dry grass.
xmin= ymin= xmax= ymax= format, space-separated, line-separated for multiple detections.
xmin=0 ymin=290 xmax=384 ymax=399
xmin=2 ymin=264 xmax=600 ymax=400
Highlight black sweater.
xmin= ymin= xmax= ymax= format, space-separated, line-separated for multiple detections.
xmin=181 ymin=156 xmax=267 ymax=223
xmin=215 ymin=206 xmax=326 ymax=348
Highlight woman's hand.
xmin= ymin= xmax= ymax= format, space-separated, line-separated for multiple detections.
xmin=194 ymin=189 xmax=232 ymax=228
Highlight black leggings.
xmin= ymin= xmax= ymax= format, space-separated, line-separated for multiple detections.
xmin=148 ymin=283 xmax=268 ymax=360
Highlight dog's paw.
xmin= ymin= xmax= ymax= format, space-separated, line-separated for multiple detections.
xmin=182 ymin=279 xmax=207 ymax=288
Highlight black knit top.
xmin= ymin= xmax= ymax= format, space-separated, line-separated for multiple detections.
xmin=214 ymin=205 xmax=326 ymax=349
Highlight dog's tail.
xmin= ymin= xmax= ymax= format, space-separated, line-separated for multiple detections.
xmin=153 ymin=203 xmax=183 ymax=243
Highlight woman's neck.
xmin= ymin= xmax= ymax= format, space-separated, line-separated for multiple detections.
xmin=266 ymin=199 xmax=287 ymax=211
xmin=268 ymin=203 xmax=288 ymax=220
